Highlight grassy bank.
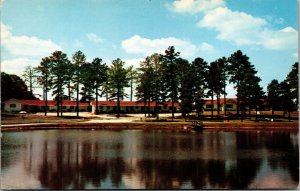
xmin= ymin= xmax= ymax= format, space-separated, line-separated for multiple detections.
xmin=1 ymin=113 xmax=298 ymax=132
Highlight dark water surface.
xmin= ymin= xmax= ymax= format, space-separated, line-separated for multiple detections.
xmin=1 ymin=129 xmax=298 ymax=189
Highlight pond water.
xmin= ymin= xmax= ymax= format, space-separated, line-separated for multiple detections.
xmin=1 ymin=129 xmax=299 ymax=189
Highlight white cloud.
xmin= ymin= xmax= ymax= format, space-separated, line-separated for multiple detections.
xmin=197 ymin=7 xmax=266 ymax=45
xmin=121 ymin=35 xmax=197 ymax=58
xmin=167 ymin=0 xmax=225 ymax=14
xmin=1 ymin=58 xmax=39 ymax=75
xmin=197 ymin=7 xmax=298 ymax=50
xmin=260 ymin=27 xmax=298 ymax=50
xmin=123 ymin=58 xmax=144 ymax=69
xmin=199 ymin=42 xmax=214 ymax=52
xmin=87 ymin=33 xmax=104 ymax=44
xmin=1 ymin=23 xmax=61 ymax=57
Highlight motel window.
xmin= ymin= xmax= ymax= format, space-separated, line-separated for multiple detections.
xmin=107 ymin=106 xmax=110 ymax=109
xmin=136 ymin=106 xmax=139 ymax=109
xmin=10 ymin=104 xmax=16 ymax=108
xmin=226 ymin=104 xmax=233 ymax=109
xmin=206 ymin=104 xmax=213 ymax=109
xmin=62 ymin=106 xmax=67 ymax=109
xmin=70 ymin=106 xmax=74 ymax=109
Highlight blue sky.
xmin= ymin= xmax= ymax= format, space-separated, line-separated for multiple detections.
xmin=1 ymin=0 xmax=298 ymax=99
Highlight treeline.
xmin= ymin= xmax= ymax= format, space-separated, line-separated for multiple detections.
xmin=9 ymin=46 xmax=299 ymax=119
xmin=135 ymin=47 xmax=298 ymax=120
xmin=1 ymin=72 xmax=37 ymax=101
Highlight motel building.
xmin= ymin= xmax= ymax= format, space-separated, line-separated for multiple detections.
xmin=91 ymin=101 xmax=180 ymax=114
xmin=204 ymin=98 xmax=238 ymax=111
xmin=3 ymin=98 xmax=90 ymax=113
xmin=3 ymin=98 xmax=181 ymax=114
xmin=4 ymin=98 xmax=249 ymax=114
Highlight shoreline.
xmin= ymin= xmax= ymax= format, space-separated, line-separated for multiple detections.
xmin=1 ymin=121 xmax=298 ymax=132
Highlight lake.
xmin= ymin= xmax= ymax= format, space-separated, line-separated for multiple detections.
xmin=1 ymin=129 xmax=298 ymax=189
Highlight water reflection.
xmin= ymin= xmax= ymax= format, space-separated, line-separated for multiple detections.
xmin=1 ymin=130 xmax=298 ymax=189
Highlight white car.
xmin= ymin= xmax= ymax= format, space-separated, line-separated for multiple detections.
xmin=19 ymin=111 xmax=27 ymax=114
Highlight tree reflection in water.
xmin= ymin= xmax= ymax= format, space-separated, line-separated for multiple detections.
xmin=1 ymin=130 xmax=298 ymax=189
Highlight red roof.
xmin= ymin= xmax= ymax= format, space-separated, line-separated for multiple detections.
xmin=203 ymin=98 xmax=267 ymax=105
xmin=91 ymin=101 xmax=168 ymax=107
xmin=5 ymin=99 xmax=182 ymax=108
xmin=162 ymin=102 xmax=180 ymax=107
xmin=18 ymin=100 xmax=89 ymax=106
xmin=204 ymin=98 xmax=237 ymax=105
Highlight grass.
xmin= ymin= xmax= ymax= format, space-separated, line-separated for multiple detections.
xmin=1 ymin=111 xmax=298 ymax=126
xmin=1 ymin=113 xmax=89 ymax=125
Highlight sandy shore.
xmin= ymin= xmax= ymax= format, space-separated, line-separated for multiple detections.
xmin=34 ymin=112 xmax=179 ymax=123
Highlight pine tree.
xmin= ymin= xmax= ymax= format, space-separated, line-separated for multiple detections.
xmin=90 ymin=58 xmax=108 ymax=114
xmin=267 ymin=79 xmax=281 ymax=119
xmin=35 ymin=57 xmax=52 ymax=116
xmin=191 ymin=57 xmax=208 ymax=118
xmin=71 ymin=51 xmax=86 ymax=117
xmin=49 ymin=51 xmax=70 ymax=117
xmin=162 ymin=46 xmax=180 ymax=120
xmin=285 ymin=62 xmax=298 ymax=106
xmin=108 ymin=58 xmax=130 ymax=118
xmin=228 ymin=50 xmax=255 ymax=118
xmin=22 ymin=65 xmax=39 ymax=98
xmin=177 ymin=58 xmax=193 ymax=121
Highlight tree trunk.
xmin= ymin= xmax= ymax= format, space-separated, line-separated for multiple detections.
xmin=224 ymin=79 xmax=226 ymax=117
xmin=117 ymin=88 xmax=120 ymax=118
xmin=217 ymin=94 xmax=220 ymax=116
xmin=29 ymin=69 xmax=33 ymax=95
xmin=236 ymin=81 xmax=240 ymax=119
xmin=130 ymin=80 xmax=133 ymax=102
xmin=172 ymin=91 xmax=175 ymax=120
xmin=68 ymin=82 xmax=71 ymax=101
xmin=45 ymin=81 xmax=48 ymax=116
xmin=57 ymin=83 xmax=60 ymax=117
xmin=156 ymin=101 xmax=159 ymax=121
xmin=60 ymin=81 xmax=63 ymax=116
xmin=106 ymin=81 xmax=109 ymax=101
xmin=95 ymin=87 xmax=99 ymax=114
xmin=60 ymin=99 xmax=63 ymax=117
xmin=148 ymin=98 xmax=151 ymax=117
xmin=76 ymin=82 xmax=79 ymax=118
xmin=56 ymin=99 xmax=59 ymax=117
xmin=248 ymin=101 xmax=251 ymax=120
xmin=255 ymin=106 xmax=258 ymax=121
xmin=211 ymin=91 xmax=214 ymax=120
xmin=144 ymin=100 xmax=147 ymax=117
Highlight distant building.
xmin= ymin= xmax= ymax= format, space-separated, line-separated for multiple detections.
xmin=204 ymin=98 xmax=237 ymax=111
xmin=203 ymin=98 xmax=268 ymax=111
xmin=3 ymin=98 xmax=180 ymax=114
xmin=4 ymin=98 xmax=269 ymax=114
xmin=3 ymin=98 xmax=90 ymax=113
xmin=90 ymin=101 xmax=180 ymax=114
